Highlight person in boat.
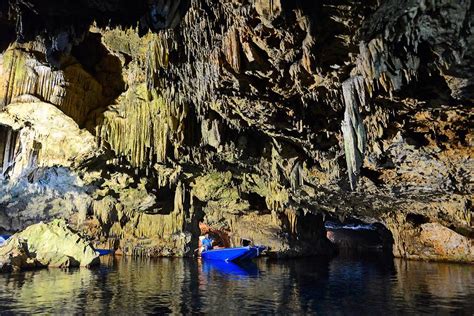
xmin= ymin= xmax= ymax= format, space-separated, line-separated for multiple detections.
xmin=195 ymin=233 xmax=214 ymax=256
xmin=201 ymin=233 xmax=214 ymax=251
xmin=195 ymin=226 xmax=229 ymax=256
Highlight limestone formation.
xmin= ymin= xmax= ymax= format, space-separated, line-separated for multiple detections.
xmin=0 ymin=219 xmax=99 ymax=271
xmin=0 ymin=45 xmax=105 ymax=125
xmin=0 ymin=102 xmax=97 ymax=231
xmin=0 ymin=0 xmax=472 ymax=262
xmin=386 ymin=214 xmax=474 ymax=263
xmin=341 ymin=76 xmax=367 ymax=190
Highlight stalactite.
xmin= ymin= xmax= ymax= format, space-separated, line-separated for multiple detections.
xmin=341 ymin=76 xmax=367 ymax=190
xmin=200 ymin=118 xmax=221 ymax=148
xmin=0 ymin=124 xmax=19 ymax=176
xmin=0 ymin=47 xmax=103 ymax=125
xmin=146 ymin=35 xmax=169 ymax=91
xmin=285 ymin=209 xmax=299 ymax=236
xmin=223 ymin=26 xmax=241 ymax=73
xmin=356 ymin=37 xmax=421 ymax=97
xmin=290 ymin=161 xmax=303 ymax=190
xmin=100 ymin=85 xmax=187 ymax=168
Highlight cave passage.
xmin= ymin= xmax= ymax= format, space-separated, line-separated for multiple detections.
xmin=325 ymin=217 xmax=393 ymax=256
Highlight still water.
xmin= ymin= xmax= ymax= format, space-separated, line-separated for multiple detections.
xmin=0 ymin=255 xmax=473 ymax=314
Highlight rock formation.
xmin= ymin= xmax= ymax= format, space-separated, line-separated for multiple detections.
xmin=0 ymin=219 xmax=99 ymax=271
xmin=0 ymin=0 xmax=472 ymax=262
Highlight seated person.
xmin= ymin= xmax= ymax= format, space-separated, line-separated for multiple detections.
xmin=201 ymin=233 xmax=214 ymax=251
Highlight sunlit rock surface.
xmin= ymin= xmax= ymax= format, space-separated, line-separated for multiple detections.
xmin=0 ymin=0 xmax=472 ymax=261
xmin=0 ymin=219 xmax=99 ymax=271
xmin=0 ymin=102 xmax=96 ymax=231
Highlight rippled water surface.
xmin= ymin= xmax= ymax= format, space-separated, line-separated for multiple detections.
xmin=0 ymin=255 xmax=473 ymax=314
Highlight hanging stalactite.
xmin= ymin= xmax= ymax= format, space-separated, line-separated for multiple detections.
xmin=341 ymin=76 xmax=367 ymax=190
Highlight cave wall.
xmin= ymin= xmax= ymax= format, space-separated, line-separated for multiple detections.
xmin=0 ymin=0 xmax=472 ymax=261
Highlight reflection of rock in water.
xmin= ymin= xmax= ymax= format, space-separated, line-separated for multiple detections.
xmin=392 ymin=259 xmax=474 ymax=313
xmin=95 ymin=256 xmax=186 ymax=314
xmin=1 ymin=268 xmax=94 ymax=310
xmin=0 ymin=256 xmax=473 ymax=314
xmin=325 ymin=255 xmax=397 ymax=313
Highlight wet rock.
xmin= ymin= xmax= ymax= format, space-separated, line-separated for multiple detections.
xmin=0 ymin=219 xmax=99 ymax=271
xmin=385 ymin=213 xmax=473 ymax=263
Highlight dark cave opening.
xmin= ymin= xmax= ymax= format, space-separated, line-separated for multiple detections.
xmin=0 ymin=20 xmax=15 ymax=53
xmin=406 ymin=213 xmax=429 ymax=226
xmin=71 ymin=32 xmax=109 ymax=75
xmin=70 ymin=31 xmax=126 ymax=102
xmin=405 ymin=131 xmax=430 ymax=148
xmin=395 ymin=60 xmax=456 ymax=107
xmin=325 ymin=217 xmax=394 ymax=256
xmin=242 ymin=192 xmax=267 ymax=212
xmin=146 ymin=186 xmax=175 ymax=215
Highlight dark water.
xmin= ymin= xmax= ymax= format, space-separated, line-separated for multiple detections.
xmin=0 ymin=255 xmax=473 ymax=314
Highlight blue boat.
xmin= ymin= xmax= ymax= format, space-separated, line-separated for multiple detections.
xmin=201 ymin=246 xmax=265 ymax=262
xmin=95 ymin=249 xmax=114 ymax=256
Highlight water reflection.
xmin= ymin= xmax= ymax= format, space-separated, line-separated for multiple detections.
xmin=391 ymin=259 xmax=474 ymax=313
xmin=0 ymin=255 xmax=472 ymax=314
xmin=201 ymin=260 xmax=259 ymax=277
